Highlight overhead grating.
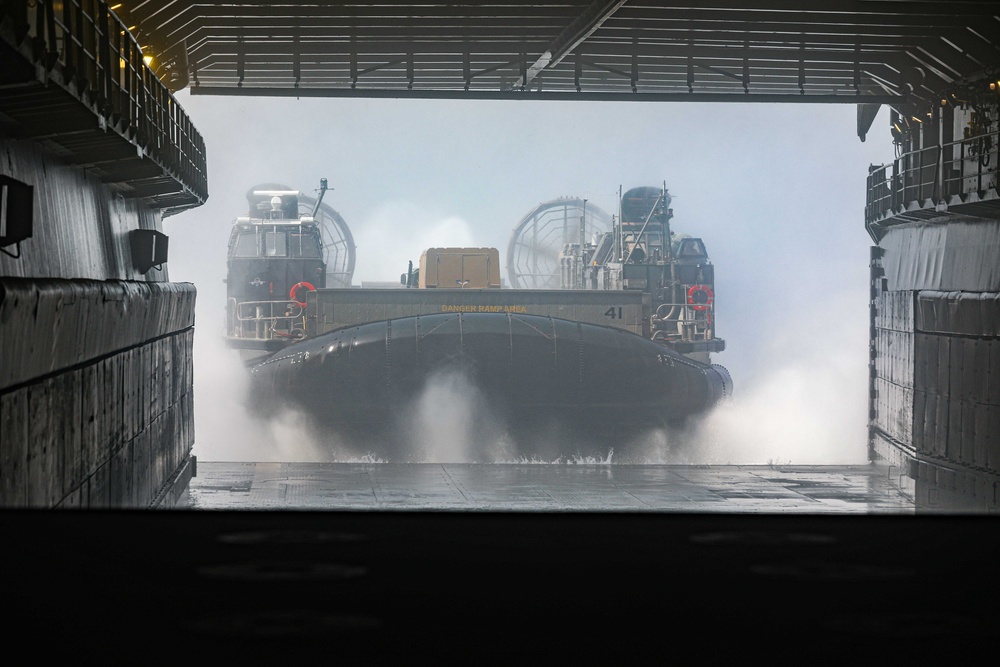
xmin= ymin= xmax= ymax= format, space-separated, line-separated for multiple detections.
xmin=118 ymin=1 xmax=1000 ymax=106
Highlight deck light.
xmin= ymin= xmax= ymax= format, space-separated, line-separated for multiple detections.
xmin=130 ymin=229 xmax=168 ymax=273
xmin=0 ymin=176 xmax=33 ymax=259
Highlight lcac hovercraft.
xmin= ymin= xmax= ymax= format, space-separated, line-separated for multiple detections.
xmin=247 ymin=184 xmax=730 ymax=461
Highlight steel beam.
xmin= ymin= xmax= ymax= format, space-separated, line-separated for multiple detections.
xmin=522 ymin=0 xmax=628 ymax=89
xmin=189 ymin=85 xmax=904 ymax=104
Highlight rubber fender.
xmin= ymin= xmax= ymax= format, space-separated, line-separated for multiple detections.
xmin=706 ymin=364 xmax=733 ymax=403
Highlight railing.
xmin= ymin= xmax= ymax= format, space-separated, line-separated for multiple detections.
xmin=865 ymin=128 xmax=999 ymax=227
xmin=651 ymin=302 xmax=715 ymax=343
xmin=1 ymin=0 xmax=207 ymax=209
xmin=228 ymin=299 xmax=305 ymax=342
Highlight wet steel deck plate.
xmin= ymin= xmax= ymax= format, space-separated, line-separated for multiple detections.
xmin=185 ymin=463 xmax=916 ymax=512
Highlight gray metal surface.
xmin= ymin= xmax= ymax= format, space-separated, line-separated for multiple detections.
xmin=117 ymin=2 xmax=998 ymax=106
xmin=880 ymin=219 xmax=1000 ymax=292
xmin=0 ymin=278 xmax=196 ymax=508
xmin=308 ymin=287 xmax=648 ymax=337
xmin=0 ymin=139 xmax=172 ymax=281
xmin=0 ymin=279 xmax=196 ymax=391
xmin=869 ymin=231 xmax=1000 ymax=510
xmin=0 ymin=2 xmax=208 ymax=215
xmin=917 ymin=290 xmax=1000 ymax=337
xmin=185 ymin=462 xmax=915 ymax=513
xmin=912 ymin=292 xmax=1000 ymax=472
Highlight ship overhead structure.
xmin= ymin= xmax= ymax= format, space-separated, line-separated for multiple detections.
xmin=225 ymin=180 xmax=355 ymax=356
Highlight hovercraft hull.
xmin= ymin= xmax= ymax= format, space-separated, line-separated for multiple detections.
xmin=248 ymin=312 xmax=731 ymax=461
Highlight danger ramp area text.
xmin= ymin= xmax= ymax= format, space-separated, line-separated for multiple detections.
xmin=441 ymin=305 xmax=528 ymax=313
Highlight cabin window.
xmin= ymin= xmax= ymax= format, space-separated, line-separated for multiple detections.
xmin=233 ymin=231 xmax=258 ymax=257
xmin=289 ymin=233 xmax=322 ymax=258
xmin=678 ymin=239 xmax=706 ymax=258
xmin=264 ymin=231 xmax=287 ymax=257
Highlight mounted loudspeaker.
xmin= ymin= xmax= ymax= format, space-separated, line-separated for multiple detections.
xmin=0 ymin=175 xmax=33 ymax=259
xmin=130 ymin=229 xmax=169 ymax=273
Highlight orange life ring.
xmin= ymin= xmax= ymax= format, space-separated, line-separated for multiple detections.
xmin=289 ymin=281 xmax=316 ymax=306
xmin=687 ymin=284 xmax=714 ymax=311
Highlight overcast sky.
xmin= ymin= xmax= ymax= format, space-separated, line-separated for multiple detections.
xmin=166 ymin=93 xmax=894 ymax=463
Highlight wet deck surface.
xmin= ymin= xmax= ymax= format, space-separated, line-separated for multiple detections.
xmin=184 ymin=462 xmax=916 ymax=512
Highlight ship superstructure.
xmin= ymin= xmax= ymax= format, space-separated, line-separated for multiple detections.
xmin=225 ymin=180 xmax=355 ymax=359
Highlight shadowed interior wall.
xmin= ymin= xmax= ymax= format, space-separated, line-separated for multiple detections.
xmin=0 ymin=139 xmax=196 ymax=508
xmin=0 ymin=138 xmax=165 ymax=280
xmin=870 ymin=216 xmax=1000 ymax=512
xmin=0 ymin=280 xmax=195 ymax=507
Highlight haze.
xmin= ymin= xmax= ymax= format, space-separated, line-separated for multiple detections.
xmin=166 ymin=94 xmax=893 ymax=465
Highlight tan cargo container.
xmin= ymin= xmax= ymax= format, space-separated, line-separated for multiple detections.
xmin=419 ymin=247 xmax=501 ymax=288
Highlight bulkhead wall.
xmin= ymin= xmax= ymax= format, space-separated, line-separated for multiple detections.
xmin=0 ymin=139 xmax=196 ymax=508
xmin=870 ymin=215 xmax=1000 ymax=512
xmin=0 ymin=138 xmax=165 ymax=281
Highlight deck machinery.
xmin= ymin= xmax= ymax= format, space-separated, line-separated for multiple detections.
xmin=556 ymin=185 xmax=724 ymax=363
xmin=242 ymin=183 xmax=731 ymax=461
